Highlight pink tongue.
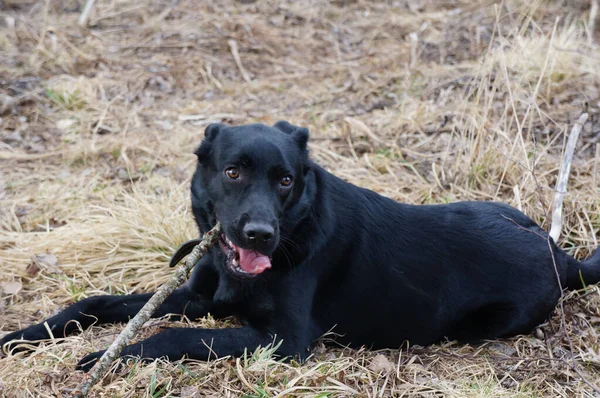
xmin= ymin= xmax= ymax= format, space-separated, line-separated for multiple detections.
xmin=235 ymin=246 xmax=272 ymax=274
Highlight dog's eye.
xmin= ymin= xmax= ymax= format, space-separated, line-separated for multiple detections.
xmin=281 ymin=175 xmax=293 ymax=187
xmin=225 ymin=167 xmax=240 ymax=179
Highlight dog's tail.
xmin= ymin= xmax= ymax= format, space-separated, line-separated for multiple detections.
xmin=566 ymin=247 xmax=600 ymax=290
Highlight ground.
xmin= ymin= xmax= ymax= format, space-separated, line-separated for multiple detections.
xmin=0 ymin=0 xmax=600 ymax=396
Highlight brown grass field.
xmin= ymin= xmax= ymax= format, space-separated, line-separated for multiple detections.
xmin=1 ymin=0 xmax=600 ymax=396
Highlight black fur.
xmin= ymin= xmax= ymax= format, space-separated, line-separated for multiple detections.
xmin=2 ymin=122 xmax=599 ymax=372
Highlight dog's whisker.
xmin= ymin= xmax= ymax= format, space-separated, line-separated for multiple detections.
xmin=279 ymin=240 xmax=297 ymax=271
xmin=280 ymin=235 xmax=302 ymax=252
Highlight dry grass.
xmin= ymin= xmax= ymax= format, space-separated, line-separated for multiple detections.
xmin=1 ymin=0 xmax=600 ymax=396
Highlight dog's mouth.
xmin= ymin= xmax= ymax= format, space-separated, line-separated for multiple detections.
xmin=219 ymin=233 xmax=272 ymax=277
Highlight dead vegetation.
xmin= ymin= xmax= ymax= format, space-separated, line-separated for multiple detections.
xmin=0 ymin=0 xmax=599 ymax=396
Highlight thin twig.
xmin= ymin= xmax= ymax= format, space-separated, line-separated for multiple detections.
xmin=78 ymin=0 xmax=97 ymax=28
xmin=228 ymin=39 xmax=252 ymax=83
xmin=549 ymin=113 xmax=588 ymax=242
xmin=500 ymin=110 xmax=600 ymax=394
xmin=409 ymin=32 xmax=418 ymax=69
xmin=0 ymin=150 xmax=65 ymax=160
xmin=532 ymin=115 xmax=599 ymax=394
xmin=71 ymin=222 xmax=222 ymax=397
xmin=589 ymin=0 xmax=598 ymax=45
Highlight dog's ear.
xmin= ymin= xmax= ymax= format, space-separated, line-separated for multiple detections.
xmin=273 ymin=120 xmax=309 ymax=151
xmin=293 ymin=127 xmax=309 ymax=151
xmin=204 ymin=123 xmax=223 ymax=140
xmin=273 ymin=120 xmax=297 ymax=134
xmin=194 ymin=123 xmax=224 ymax=162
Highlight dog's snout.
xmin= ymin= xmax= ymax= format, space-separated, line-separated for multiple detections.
xmin=243 ymin=222 xmax=274 ymax=243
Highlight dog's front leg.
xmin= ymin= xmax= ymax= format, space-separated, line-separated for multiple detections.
xmin=76 ymin=326 xmax=276 ymax=371
xmin=1 ymin=257 xmax=220 ymax=353
xmin=77 ymin=302 xmax=320 ymax=371
xmin=0 ymin=287 xmax=215 ymax=353
xmin=77 ymin=274 xmax=322 ymax=371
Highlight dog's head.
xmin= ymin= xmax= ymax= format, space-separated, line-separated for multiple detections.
xmin=191 ymin=121 xmax=314 ymax=278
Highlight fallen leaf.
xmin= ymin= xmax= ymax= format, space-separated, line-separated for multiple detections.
xmin=56 ymin=118 xmax=76 ymax=131
xmin=155 ymin=120 xmax=173 ymax=131
xmin=487 ymin=342 xmax=517 ymax=356
xmin=369 ymin=354 xmax=395 ymax=373
xmin=35 ymin=253 xmax=58 ymax=267
xmin=29 ymin=253 xmax=61 ymax=275
xmin=0 ymin=281 xmax=22 ymax=295
xmin=0 ymin=95 xmax=16 ymax=116
xmin=4 ymin=130 xmax=23 ymax=143
xmin=179 ymin=386 xmax=201 ymax=397
xmin=25 ymin=261 xmax=41 ymax=276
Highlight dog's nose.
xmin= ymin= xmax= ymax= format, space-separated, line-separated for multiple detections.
xmin=243 ymin=222 xmax=274 ymax=243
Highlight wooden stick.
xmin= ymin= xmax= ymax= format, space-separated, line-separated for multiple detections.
xmin=228 ymin=39 xmax=252 ymax=83
xmin=78 ymin=0 xmax=97 ymax=28
xmin=589 ymin=0 xmax=598 ymax=44
xmin=71 ymin=222 xmax=222 ymax=397
xmin=549 ymin=113 xmax=588 ymax=242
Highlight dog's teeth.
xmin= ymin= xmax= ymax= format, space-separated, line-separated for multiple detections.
xmin=232 ymin=259 xmax=239 ymax=266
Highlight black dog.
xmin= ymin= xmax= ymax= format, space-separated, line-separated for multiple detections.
xmin=2 ymin=122 xmax=600 ymax=371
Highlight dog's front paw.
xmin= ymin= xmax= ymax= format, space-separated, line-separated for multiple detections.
xmin=77 ymin=348 xmax=142 ymax=372
xmin=1 ymin=325 xmax=50 ymax=354
xmin=76 ymin=350 xmax=106 ymax=372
